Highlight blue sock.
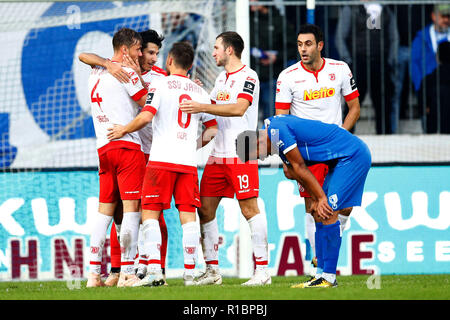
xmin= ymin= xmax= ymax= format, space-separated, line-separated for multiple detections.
xmin=322 ymin=221 xmax=342 ymax=275
xmin=314 ymin=222 xmax=324 ymax=272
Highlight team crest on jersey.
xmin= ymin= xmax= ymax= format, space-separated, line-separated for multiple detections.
xmin=329 ymin=73 xmax=336 ymax=81
xmin=304 ymin=87 xmax=335 ymax=101
xmin=329 ymin=194 xmax=338 ymax=210
xmin=216 ymin=91 xmax=230 ymax=101
xmin=230 ymin=80 xmax=236 ymax=88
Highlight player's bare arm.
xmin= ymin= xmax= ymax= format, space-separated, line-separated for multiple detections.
xmin=342 ymin=97 xmax=360 ymax=131
xmin=284 ymin=147 xmax=333 ymax=219
xmin=197 ymin=124 xmax=218 ymax=149
xmin=180 ymin=98 xmax=250 ymax=117
xmin=107 ymin=110 xmax=154 ymax=141
xmin=78 ymin=52 xmax=131 ymax=83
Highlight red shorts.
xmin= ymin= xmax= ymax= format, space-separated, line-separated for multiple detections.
xmin=200 ymin=156 xmax=259 ymax=200
xmin=298 ymin=163 xmax=329 ymax=197
xmin=98 ymin=148 xmax=146 ymax=203
xmin=141 ymin=167 xmax=200 ymax=212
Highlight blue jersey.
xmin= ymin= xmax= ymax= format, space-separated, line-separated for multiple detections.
xmin=264 ymin=115 xmax=367 ymax=166
xmin=263 ymin=114 xmax=372 ymax=210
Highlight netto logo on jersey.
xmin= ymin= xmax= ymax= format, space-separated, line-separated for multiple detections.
xmin=216 ymin=91 xmax=230 ymax=101
xmin=304 ymin=87 xmax=335 ymax=101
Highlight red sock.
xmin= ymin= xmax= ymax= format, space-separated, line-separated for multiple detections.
xmin=159 ymin=213 xmax=168 ymax=269
xmin=110 ymin=223 xmax=121 ymax=269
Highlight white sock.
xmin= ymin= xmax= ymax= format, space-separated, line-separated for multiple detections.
xmin=89 ymin=212 xmax=112 ymax=274
xmin=183 ymin=221 xmax=199 ymax=277
xmin=137 ymin=224 xmax=148 ymax=266
xmin=142 ymin=218 xmax=162 ymax=273
xmin=200 ymin=218 xmax=219 ymax=270
xmin=338 ymin=214 xmax=349 ymax=236
xmin=120 ymin=212 xmax=141 ymax=274
xmin=305 ymin=213 xmax=316 ymax=258
xmin=248 ymin=213 xmax=268 ymax=270
xmin=322 ymin=272 xmax=336 ymax=284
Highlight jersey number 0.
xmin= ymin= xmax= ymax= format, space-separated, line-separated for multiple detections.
xmin=178 ymin=94 xmax=192 ymax=129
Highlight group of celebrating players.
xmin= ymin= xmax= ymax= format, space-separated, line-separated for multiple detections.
xmin=82 ymin=22 xmax=371 ymax=289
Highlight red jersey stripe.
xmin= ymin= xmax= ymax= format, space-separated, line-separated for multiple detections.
xmin=132 ymin=88 xmax=148 ymax=102
xmin=344 ymin=90 xmax=360 ymax=102
xmin=275 ymin=102 xmax=291 ymax=110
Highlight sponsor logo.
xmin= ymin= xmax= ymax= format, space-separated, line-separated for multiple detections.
xmin=131 ymin=77 xmax=139 ymax=85
xmin=303 ymin=87 xmax=335 ymax=101
xmin=145 ymin=92 xmax=154 ymax=105
xmin=96 ymin=115 xmax=109 ymax=123
xmin=216 ymin=91 xmax=230 ymax=101
xmin=295 ymin=80 xmax=306 ymax=84
xmin=243 ymin=81 xmax=255 ymax=95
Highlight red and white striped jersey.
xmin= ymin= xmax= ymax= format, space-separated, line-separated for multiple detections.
xmin=142 ymin=74 xmax=217 ymax=173
xmin=89 ymin=63 xmax=147 ymax=154
xmin=275 ymin=58 xmax=359 ymax=125
xmin=139 ymin=65 xmax=168 ymax=155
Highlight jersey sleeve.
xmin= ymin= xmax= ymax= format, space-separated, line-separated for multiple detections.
xmin=341 ymin=62 xmax=359 ymax=101
xmin=122 ymin=67 xmax=147 ymax=101
xmin=275 ymin=72 xmax=292 ymax=110
xmin=209 ymin=80 xmax=219 ymax=104
xmin=269 ymin=118 xmax=297 ymax=155
xmin=141 ymin=80 xmax=163 ymax=115
xmin=200 ymin=92 xmax=217 ymax=127
xmin=236 ymin=74 xmax=258 ymax=104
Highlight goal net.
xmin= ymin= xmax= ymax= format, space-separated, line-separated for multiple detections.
xmin=0 ymin=0 xmax=235 ymax=281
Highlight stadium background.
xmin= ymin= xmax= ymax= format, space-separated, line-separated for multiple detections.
xmin=0 ymin=0 xmax=449 ymax=281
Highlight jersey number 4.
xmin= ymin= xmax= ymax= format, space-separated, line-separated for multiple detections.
xmin=91 ymin=79 xmax=103 ymax=112
xmin=178 ymin=94 xmax=192 ymax=128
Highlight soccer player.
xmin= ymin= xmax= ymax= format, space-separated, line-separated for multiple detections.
xmin=274 ymin=24 xmax=360 ymax=281
xmin=180 ymin=31 xmax=271 ymax=286
xmin=79 ymin=30 xmax=169 ymax=286
xmin=237 ymin=114 xmax=371 ymax=287
xmin=107 ymin=41 xmax=218 ymax=287
xmin=85 ymin=28 xmax=148 ymax=287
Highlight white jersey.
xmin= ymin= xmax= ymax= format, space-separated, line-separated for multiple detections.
xmin=209 ymin=65 xmax=259 ymax=158
xmin=275 ymin=58 xmax=359 ymax=125
xmin=143 ymin=74 xmax=216 ymax=173
xmin=139 ymin=66 xmax=167 ymax=155
xmin=89 ymin=63 xmax=147 ymax=153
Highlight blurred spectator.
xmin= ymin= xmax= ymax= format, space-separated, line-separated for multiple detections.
xmin=411 ymin=4 xmax=450 ymax=93
xmin=391 ymin=4 xmax=431 ymax=133
xmin=421 ymin=41 xmax=450 ymax=133
xmin=249 ymin=2 xmax=297 ymax=122
xmin=335 ymin=2 xmax=399 ymax=134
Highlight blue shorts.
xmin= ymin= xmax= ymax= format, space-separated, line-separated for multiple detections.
xmin=322 ymin=141 xmax=371 ymax=211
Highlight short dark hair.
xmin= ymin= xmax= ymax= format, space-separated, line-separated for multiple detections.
xmin=168 ymin=41 xmax=194 ymax=70
xmin=140 ymin=29 xmax=165 ymax=49
xmin=297 ymin=24 xmax=324 ymax=44
xmin=217 ymin=31 xmax=244 ymax=59
xmin=236 ymin=130 xmax=259 ymax=163
xmin=438 ymin=41 xmax=450 ymax=65
xmin=112 ymin=28 xmax=142 ymax=51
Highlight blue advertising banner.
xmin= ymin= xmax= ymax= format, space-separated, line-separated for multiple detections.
xmin=0 ymin=166 xmax=449 ymax=280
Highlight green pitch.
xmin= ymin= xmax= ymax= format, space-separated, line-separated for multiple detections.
xmin=1 ymin=274 xmax=449 ymax=300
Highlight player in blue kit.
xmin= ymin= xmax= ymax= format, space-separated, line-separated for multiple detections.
xmin=236 ymin=114 xmax=371 ymax=287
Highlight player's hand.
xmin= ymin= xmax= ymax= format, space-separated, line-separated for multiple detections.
xmin=107 ymin=124 xmax=127 ymax=140
xmin=106 ymin=60 xmax=130 ymax=83
xmin=193 ymin=78 xmax=203 ymax=87
xmin=313 ymin=197 xmax=333 ymax=220
xmin=123 ymin=54 xmax=141 ymax=76
xmin=179 ymin=100 xmax=203 ymax=114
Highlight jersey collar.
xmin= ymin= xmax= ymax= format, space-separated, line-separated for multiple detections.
xmin=300 ymin=58 xmax=326 ymax=82
xmin=226 ymin=65 xmax=246 ymax=81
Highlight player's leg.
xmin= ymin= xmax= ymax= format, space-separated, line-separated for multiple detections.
xmin=87 ymin=152 xmax=118 ymax=287
xmin=230 ymin=160 xmax=270 ymax=286
xmin=194 ymin=159 xmax=230 ymax=285
xmin=238 ymin=197 xmax=271 ymax=286
xmin=159 ymin=212 xmax=168 ymax=283
xmin=178 ymin=208 xmax=200 ymax=286
xmin=116 ymin=149 xmax=146 ymax=286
